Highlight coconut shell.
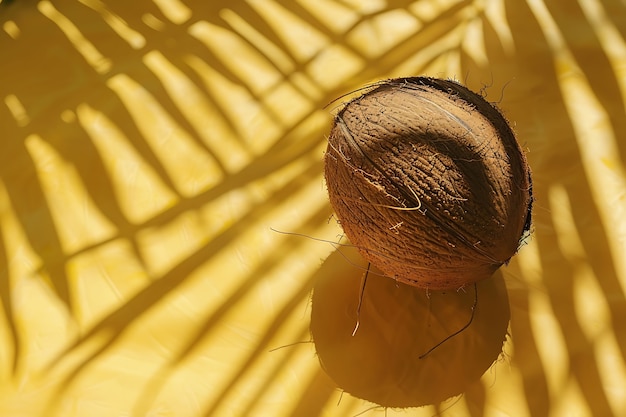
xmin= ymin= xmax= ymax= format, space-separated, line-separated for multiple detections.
xmin=324 ymin=77 xmax=532 ymax=290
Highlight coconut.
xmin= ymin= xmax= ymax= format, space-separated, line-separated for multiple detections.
xmin=324 ymin=77 xmax=532 ymax=290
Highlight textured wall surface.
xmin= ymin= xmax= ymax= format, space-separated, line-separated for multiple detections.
xmin=0 ymin=1 xmax=625 ymax=416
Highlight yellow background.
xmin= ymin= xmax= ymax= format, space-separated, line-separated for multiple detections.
xmin=0 ymin=0 xmax=625 ymax=416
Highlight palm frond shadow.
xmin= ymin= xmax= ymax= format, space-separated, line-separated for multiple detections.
xmin=43 ymin=126 xmax=326 ymax=371
xmin=460 ymin=1 xmax=626 ymax=416
xmin=546 ymin=0 xmax=626 ymax=167
xmin=1 ymin=0 xmax=331 ymax=390
xmin=1 ymin=0 xmax=625 ymax=416
xmin=0 ymin=217 xmax=20 ymax=376
xmin=0 ymin=111 xmax=73 ymax=377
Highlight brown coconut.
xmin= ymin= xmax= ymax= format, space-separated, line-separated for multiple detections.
xmin=324 ymin=77 xmax=532 ymax=290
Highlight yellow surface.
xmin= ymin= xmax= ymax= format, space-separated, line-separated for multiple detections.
xmin=0 ymin=0 xmax=625 ymax=416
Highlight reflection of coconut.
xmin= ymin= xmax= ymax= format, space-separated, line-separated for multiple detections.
xmin=310 ymin=246 xmax=510 ymax=407
xmin=324 ymin=77 xmax=532 ymax=290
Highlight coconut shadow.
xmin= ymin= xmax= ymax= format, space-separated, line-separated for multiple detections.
xmin=310 ymin=245 xmax=510 ymax=408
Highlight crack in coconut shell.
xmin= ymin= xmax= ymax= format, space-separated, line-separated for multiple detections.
xmin=324 ymin=77 xmax=533 ymax=290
